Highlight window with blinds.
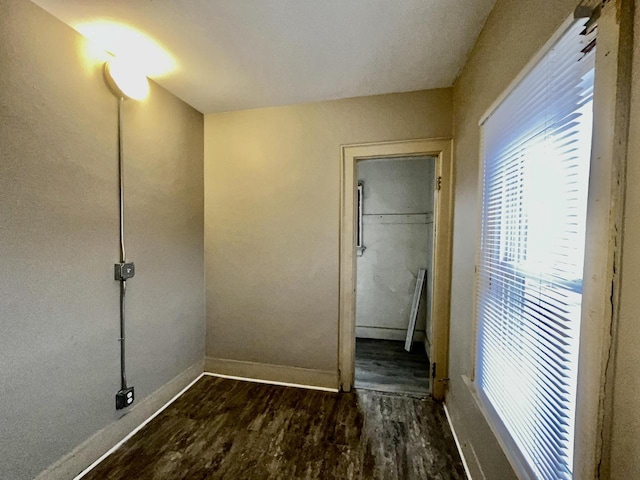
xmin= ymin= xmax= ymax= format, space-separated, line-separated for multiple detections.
xmin=476 ymin=19 xmax=595 ymax=480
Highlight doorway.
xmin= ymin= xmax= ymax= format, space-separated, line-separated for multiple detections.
xmin=354 ymin=156 xmax=435 ymax=396
xmin=339 ymin=138 xmax=453 ymax=400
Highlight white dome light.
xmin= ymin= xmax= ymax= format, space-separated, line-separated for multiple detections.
xmin=104 ymin=57 xmax=149 ymax=100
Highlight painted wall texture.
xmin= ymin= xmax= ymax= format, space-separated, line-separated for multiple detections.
xmin=0 ymin=1 xmax=205 ymax=478
xmin=447 ymin=0 xmax=580 ymax=478
xmin=609 ymin=5 xmax=640 ymax=479
xmin=355 ymin=157 xmax=435 ymax=342
xmin=204 ymin=89 xmax=452 ymax=377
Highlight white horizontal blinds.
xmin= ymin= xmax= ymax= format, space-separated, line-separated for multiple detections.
xmin=476 ymin=20 xmax=595 ymax=480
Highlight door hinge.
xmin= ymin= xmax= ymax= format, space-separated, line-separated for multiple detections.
xmin=432 ymin=363 xmax=450 ymax=383
xmin=436 ymin=176 xmax=442 ymax=191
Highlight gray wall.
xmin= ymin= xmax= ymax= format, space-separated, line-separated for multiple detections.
xmin=447 ymin=0 xmax=580 ymax=478
xmin=204 ymin=89 xmax=452 ymax=379
xmin=0 ymin=1 xmax=205 ymax=479
xmin=355 ymin=157 xmax=435 ymax=342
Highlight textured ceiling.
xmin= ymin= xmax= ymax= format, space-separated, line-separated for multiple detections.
xmin=32 ymin=0 xmax=495 ymax=113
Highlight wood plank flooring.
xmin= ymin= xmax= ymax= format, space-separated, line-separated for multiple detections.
xmin=355 ymin=339 xmax=430 ymax=396
xmin=83 ymin=376 xmax=465 ymax=480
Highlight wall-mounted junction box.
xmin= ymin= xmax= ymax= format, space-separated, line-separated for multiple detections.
xmin=114 ymin=262 xmax=135 ymax=281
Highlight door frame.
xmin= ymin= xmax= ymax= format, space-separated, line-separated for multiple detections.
xmin=338 ymin=138 xmax=454 ymax=400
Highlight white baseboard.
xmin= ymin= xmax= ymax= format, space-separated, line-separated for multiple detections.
xmin=356 ymin=326 xmax=426 ymax=342
xmin=204 ymin=357 xmax=338 ymax=391
xmin=35 ymin=361 xmax=204 ymax=480
xmin=444 ymin=403 xmax=473 ymax=480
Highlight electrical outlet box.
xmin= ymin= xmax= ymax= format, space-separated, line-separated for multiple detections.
xmin=116 ymin=387 xmax=135 ymax=410
xmin=114 ymin=262 xmax=135 ymax=281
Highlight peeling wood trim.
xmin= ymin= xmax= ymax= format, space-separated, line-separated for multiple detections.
xmin=596 ymin=0 xmax=634 ymax=478
xmin=573 ymin=0 xmax=634 ymax=478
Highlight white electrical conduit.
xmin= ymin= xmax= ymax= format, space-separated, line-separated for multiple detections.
xmin=117 ymin=95 xmax=128 ymax=392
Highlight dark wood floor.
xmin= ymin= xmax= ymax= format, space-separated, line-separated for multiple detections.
xmin=83 ymin=376 xmax=465 ymax=480
xmin=355 ymin=338 xmax=430 ymax=396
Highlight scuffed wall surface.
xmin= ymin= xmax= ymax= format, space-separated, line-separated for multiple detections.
xmin=204 ymin=89 xmax=452 ymax=373
xmin=356 ymin=157 xmax=435 ymax=341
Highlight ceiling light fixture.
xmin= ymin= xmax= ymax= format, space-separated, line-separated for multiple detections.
xmin=77 ymin=21 xmax=176 ymax=78
xmin=104 ymin=57 xmax=149 ymax=100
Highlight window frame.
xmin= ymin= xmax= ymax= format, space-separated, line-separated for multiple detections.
xmin=469 ymin=2 xmax=634 ymax=478
xmin=474 ymin=15 xmax=592 ymax=480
